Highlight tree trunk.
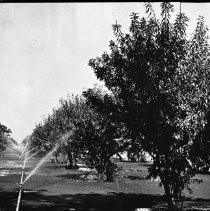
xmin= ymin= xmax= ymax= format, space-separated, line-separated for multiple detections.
xmin=130 ymin=153 xmax=136 ymax=162
xmin=162 ymin=181 xmax=176 ymax=210
xmin=105 ymin=161 xmax=115 ymax=182
xmin=55 ymin=154 xmax=59 ymax=163
xmin=156 ymin=153 xmax=177 ymax=210
xmin=105 ymin=168 xmax=114 ymax=182
xmin=67 ymin=152 xmax=74 ymax=169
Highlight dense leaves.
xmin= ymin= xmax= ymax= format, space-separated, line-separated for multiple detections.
xmin=30 ymin=95 xmax=85 ymax=163
xmin=30 ymin=91 xmax=122 ymax=181
xmin=87 ymin=2 xmax=210 ymax=209
xmin=28 ymin=2 xmax=210 ymax=209
xmin=0 ymin=123 xmax=11 ymax=152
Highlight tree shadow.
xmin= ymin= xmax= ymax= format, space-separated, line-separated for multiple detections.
xmin=1 ymin=187 xmax=210 ymax=211
xmin=0 ymin=187 xmax=164 ymax=211
xmin=180 ymin=196 xmax=210 ymax=210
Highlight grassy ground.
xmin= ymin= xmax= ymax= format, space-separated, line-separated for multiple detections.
xmin=0 ymin=157 xmax=210 ymax=211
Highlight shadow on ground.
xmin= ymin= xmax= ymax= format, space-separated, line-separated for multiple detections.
xmin=0 ymin=187 xmax=164 ymax=211
xmin=1 ymin=187 xmax=210 ymax=211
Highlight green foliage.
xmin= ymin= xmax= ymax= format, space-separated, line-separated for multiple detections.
xmin=0 ymin=123 xmax=11 ymax=152
xmin=30 ymin=90 xmax=122 ymax=181
xmin=30 ymin=95 xmax=85 ymax=162
xmin=176 ymin=15 xmax=210 ymax=174
xmin=87 ymin=2 xmax=210 ymax=209
xmin=73 ymin=87 xmax=124 ymax=181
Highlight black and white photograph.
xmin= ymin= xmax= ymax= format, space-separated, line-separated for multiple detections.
xmin=0 ymin=2 xmax=210 ymax=211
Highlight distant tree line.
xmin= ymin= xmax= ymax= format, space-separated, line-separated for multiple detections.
xmin=0 ymin=123 xmax=12 ymax=152
xmin=29 ymin=88 xmax=130 ymax=182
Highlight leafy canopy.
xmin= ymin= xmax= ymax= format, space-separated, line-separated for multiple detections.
xmin=86 ymin=2 xmax=210 ymax=208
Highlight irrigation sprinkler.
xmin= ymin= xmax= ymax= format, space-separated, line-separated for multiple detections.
xmin=16 ymin=171 xmax=24 ymax=211
xmin=16 ymin=151 xmax=28 ymax=211
xmin=15 ymin=145 xmax=58 ymax=210
xmin=14 ymin=135 xmax=68 ymax=210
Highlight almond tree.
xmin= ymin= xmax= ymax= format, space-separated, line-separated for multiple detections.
xmin=182 ymin=16 xmax=210 ymax=174
xmin=30 ymin=92 xmax=122 ymax=179
xmin=30 ymin=95 xmax=84 ymax=166
xmin=72 ymin=86 xmax=124 ymax=182
xmin=85 ymin=2 xmax=210 ymax=209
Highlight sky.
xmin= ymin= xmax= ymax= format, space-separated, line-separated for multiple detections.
xmin=0 ymin=2 xmax=210 ymax=143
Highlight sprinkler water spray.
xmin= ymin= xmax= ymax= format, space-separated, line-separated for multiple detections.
xmin=16 ymin=151 xmax=28 ymax=211
xmin=23 ymin=145 xmax=58 ymax=184
xmin=15 ymin=133 xmax=71 ymax=210
xmin=15 ymin=145 xmax=57 ymax=210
